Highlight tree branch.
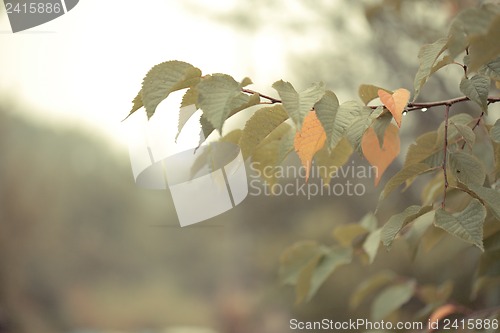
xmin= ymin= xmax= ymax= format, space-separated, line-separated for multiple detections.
xmin=460 ymin=110 xmax=485 ymax=150
xmin=406 ymin=96 xmax=500 ymax=112
xmin=441 ymin=103 xmax=451 ymax=209
xmin=240 ymin=87 xmax=500 ymax=112
xmin=242 ymin=88 xmax=281 ymax=104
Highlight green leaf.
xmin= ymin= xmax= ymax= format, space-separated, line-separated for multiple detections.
xmin=495 ymin=142 xmax=500 ymax=177
xmin=404 ymin=131 xmax=442 ymax=168
xmin=314 ymin=137 xmax=353 ymax=185
xmin=277 ymin=124 xmax=296 ymax=163
xmin=491 ymin=119 xmax=500 ymax=143
xmin=404 ymin=210 xmax=436 ymax=258
xmin=372 ymin=111 xmax=393 ymax=148
xmin=363 ymin=228 xmax=382 ymax=264
xmin=177 ymin=108 xmax=198 ymax=144
xmin=239 ymin=105 xmax=288 ymax=159
xmin=219 ymin=129 xmax=242 ymax=145
xmin=468 ymin=15 xmax=500 ymax=72
xmin=198 ymin=74 xmax=259 ymax=133
xmin=447 ymin=7 xmax=500 ymax=60
xmin=124 ymin=89 xmax=144 ymax=120
xmin=453 ymin=123 xmax=476 ymax=148
xmin=272 ymin=80 xmax=325 ymax=130
xmin=279 ymin=241 xmax=326 ymax=285
xmin=481 ymin=57 xmax=500 ymax=81
xmin=434 ymin=199 xmax=486 ymax=251
xmin=180 ymin=86 xmax=199 ymax=108
xmin=345 ymin=110 xmax=373 ymax=154
xmin=459 ymin=74 xmax=490 ymax=111
xmin=430 ymin=55 xmax=454 ymax=76
xmin=189 ymin=130 xmax=243 ymax=178
xmin=421 ymin=173 xmax=445 ymax=206
xmin=141 ymin=61 xmax=202 ymax=119
xmin=199 ymin=114 xmax=215 ymax=143
xmin=252 ymin=122 xmax=294 ymax=187
xmin=371 ymin=280 xmax=416 ymax=321
xmin=349 ymin=271 xmax=397 ymax=310
xmin=413 ymin=38 xmax=448 ymax=100
xmin=305 ymin=247 xmax=352 ymax=302
xmin=421 ymin=224 xmax=447 ymax=253
xmin=437 ymin=113 xmax=474 ymax=144
xmin=381 ymin=205 xmax=434 ymax=249
xmin=466 ymin=184 xmax=500 ymax=221
xmin=177 ymin=88 xmax=200 ymax=139
xmin=295 ymin=253 xmax=323 ymax=304
xmin=279 ymin=241 xmax=352 ymax=304
xmin=314 ymin=90 xmax=340 ymax=148
xmin=379 ymin=163 xmax=434 ymax=201
xmin=449 ymin=151 xmax=486 ymax=187
xmin=330 ymin=101 xmax=368 ymax=149
xmin=240 ymin=77 xmax=253 ymax=87
xmin=360 ymin=213 xmax=378 ymax=232
xmin=358 ymin=84 xmax=392 ymax=105
xmin=332 ymin=224 xmax=370 ymax=247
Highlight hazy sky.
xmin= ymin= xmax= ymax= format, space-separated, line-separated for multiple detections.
xmin=0 ymin=0 xmax=395 ymax=157
xmin=0 ymin=0 xmax=294 ymax=151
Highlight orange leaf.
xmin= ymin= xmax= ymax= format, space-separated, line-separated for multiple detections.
xmin=361 ymin=124 xmax=400 ymax=186
xmin=294 ymin=111 xmax=327 ymax=181
xmin=378 ymin=88 xmax=410 ymax=127
xmin=427 ymin=304 xmax=467 ymax=332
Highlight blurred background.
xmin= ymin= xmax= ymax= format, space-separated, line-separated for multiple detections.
xmin=0 ymin=0 xmax=498 ymax=332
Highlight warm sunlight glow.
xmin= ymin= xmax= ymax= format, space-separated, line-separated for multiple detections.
xmin=0 ymin=1 xmax=270 ymax=150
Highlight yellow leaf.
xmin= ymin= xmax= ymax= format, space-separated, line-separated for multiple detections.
xmin=377 ymin=88 xmax=410 ymax=128
xmin=361 ymin=124 xmax=401 ymax=186
xmin=294 ymin=111 xmax=327 ymax=181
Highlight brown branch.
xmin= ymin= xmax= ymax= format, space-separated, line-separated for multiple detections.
xmin=242 ymin=88 xmax=281 ymax=104
xmin=241 ymin=86 xmax=500 ymax=122
xmin=442 ymin=103 xmax=451 ymax=209
xmin=405 ymin=96 xmax=500 ymax=112
xmin=241 ymin=85 xmax=500 ymax=112
xmin=460 ymin=110 xmax=485 ymax=150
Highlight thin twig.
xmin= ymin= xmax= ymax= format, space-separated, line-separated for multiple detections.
xmin=370 ymin=96 xmax=500 ymax=112
xmin=242 ymin=88 xmax=281 ymax=104
xmin=241 ymin=86 xmax=500 ymax=118
xmin=460 ymin=110 xmax=485 ymax=149
xmin=404 ymin=96 xmax=500 ymax=112
xmin=464 ymin=47 xmax=469 ymax=78
xmin=442 ymin=103 xmax=451 ymax=209
xmin=242 ymin=86 xmax=500 ymax=112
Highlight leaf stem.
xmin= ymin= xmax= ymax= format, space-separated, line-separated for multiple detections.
xmin=460 ymin=110 xmax=485 ymax=150
xmin=441 ymin=103 xmax=451 ymax=209
xmin=242 ymin=88 xmax=281 ymax=104
xmin=463 ymin=47 xmax=469 ymax=78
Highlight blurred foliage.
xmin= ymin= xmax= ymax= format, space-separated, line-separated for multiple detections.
xmin=131 ymin=1 xmax=500 ymax=332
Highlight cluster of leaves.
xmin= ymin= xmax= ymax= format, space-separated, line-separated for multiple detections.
xmin=126 ymin=3 xmax=500 ymax=328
